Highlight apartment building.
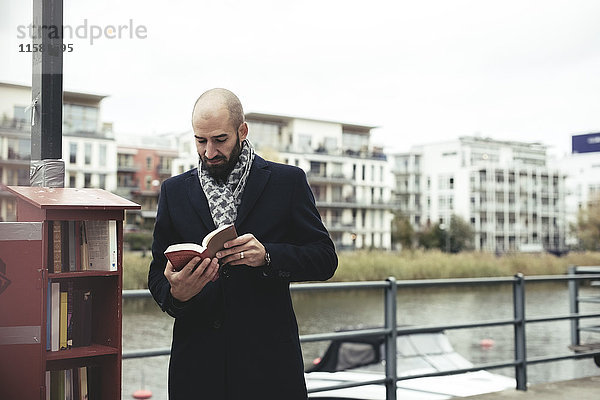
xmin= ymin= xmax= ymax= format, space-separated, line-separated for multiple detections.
xmin=556 ymin=133 xmax=600 ymax=246
xmin=246 ymin=113 xmax=393 ymax=250
xmin=0 ymin=81 xmax=116 ymax=221
xmin=116 ymin=134 xmax=178 ymax=228
xmin=391 ymin=137 xmax=567 ymax=252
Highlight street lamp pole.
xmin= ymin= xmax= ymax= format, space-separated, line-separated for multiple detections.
xmin=440 ymin=223 xmax=450 ymax=253
xmin=30 ymin=0 xmax=64 ymax=187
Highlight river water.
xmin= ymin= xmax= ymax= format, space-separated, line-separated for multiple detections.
xmin=122 ymin=282 xmax=600 ymax=399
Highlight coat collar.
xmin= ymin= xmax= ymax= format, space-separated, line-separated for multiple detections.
xmin=185 ymin=156 xmax=271 ymax=231
xmin=186 ymin=170 xmax=215 ymax=231
xmin=236 ymin=155 xmax=271 ymax=228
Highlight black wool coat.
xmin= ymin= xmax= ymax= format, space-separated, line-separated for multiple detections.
xmin=148 ymin=156 xmax=338 ymax=400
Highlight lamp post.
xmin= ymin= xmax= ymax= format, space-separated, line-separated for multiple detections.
xmin=439 ymin=223 xmax=450 ymax=253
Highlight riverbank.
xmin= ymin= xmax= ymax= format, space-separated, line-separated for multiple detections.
xmin=123 ymin=250 xmax=600 ymax=290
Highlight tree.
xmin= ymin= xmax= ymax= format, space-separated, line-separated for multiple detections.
xmin=575 ymin=194 xmax=600 ymax=250
xmin=418 ymin=223 xmax=442 ymax=250
xmin=447 ymin=214 xmax=475 ymax=253
xmin=391 ymin=213 xmax=415 ymax=250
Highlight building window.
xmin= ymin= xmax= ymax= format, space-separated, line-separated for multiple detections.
xmin=145 ymin=176 xmax=152 ymax=190
xmin=84 ymin=173 xmax=92 ymax=187
xmin=17 ymin=169 xmax=29 ymax=185
xmin=69 ymin=143 xmax=77 ymax=164
xmin=324 ymin=137 xmax=337 ymax=151
xmin=13 ymin=105 xmax=31 ymax=125
xmin=310 ymin=161 xmax=326 ymax=177
xmin=63 ymin=104 xmax=99 ymax=134
xmin=146 ymin=157 xmax=153 ymax=170
xmin=99 ymin=174 xmax=106 ymax=189
xmin=99 ymin=144 xmax=107 ymax=167
xmin=298 ymin=134 xmax=312 ymax=151
xmin=69 ymin=173 xmax=76 ymax=188
xmin=7 ymin=138 xmax=31 ymax=160
xmin=362 ymin=165 xmax=366 ymax=180
xmin=84 ymin=143 xmax=92 ymax=165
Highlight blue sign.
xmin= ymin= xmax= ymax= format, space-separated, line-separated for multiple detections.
xmin=572 ymin=133 xmax=600 ymax=154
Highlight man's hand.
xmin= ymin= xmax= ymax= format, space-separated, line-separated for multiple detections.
xmin=216 ymin=233 xmax=266 ymax=267
xmin=164 ymin=256 xmax=219 ymax=302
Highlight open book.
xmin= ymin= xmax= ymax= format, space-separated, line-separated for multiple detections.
xmin=164 ymin=224 xmax=238 ymax=271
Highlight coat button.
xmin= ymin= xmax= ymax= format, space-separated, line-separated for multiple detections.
xmin=221 ymin=266 xmax=231 ymax=279
xmin=212 ymin=320 xmax=222 ymax=329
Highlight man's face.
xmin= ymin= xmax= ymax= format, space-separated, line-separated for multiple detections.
xmin=193 ymin=106 xmax=248 ymax=182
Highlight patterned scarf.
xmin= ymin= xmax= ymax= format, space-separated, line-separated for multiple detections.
xmin=198 ymin=139 xmax=256 ymax=228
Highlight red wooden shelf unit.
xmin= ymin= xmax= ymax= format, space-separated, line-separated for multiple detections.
xmin=0 ymin=186 xmax=139 ymax=400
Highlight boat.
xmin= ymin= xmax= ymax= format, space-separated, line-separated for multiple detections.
xmin=304 ymin=329 xmax=515 ymax=399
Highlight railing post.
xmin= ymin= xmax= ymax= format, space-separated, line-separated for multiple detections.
xmin=513 ymin=273 xmax=527 ymax=390
xmin=568 ymin=265 xmax=580 ymax=347
xmin=384 ymin=277 xmax=397 ymax=400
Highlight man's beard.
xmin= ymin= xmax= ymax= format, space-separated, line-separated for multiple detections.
xmin=200 ymin=139 xmax=242 ymax=183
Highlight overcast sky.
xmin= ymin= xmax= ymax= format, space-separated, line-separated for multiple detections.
xmin=2 ymin=0 xmax=600 ymax=156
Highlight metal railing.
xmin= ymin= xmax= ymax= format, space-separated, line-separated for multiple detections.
xmin=122 ymin=269 xmax=600 ymax=400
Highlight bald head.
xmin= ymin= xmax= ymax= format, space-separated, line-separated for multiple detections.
xmin=192 ymin=88 xmax=245 ymax=132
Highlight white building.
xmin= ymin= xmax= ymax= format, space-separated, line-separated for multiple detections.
xmin=0 ymin=81 xmax=116 ymax=221
xmin=390 ymin=136 xmax=567 ymax=252
xmin=173 ymin=113 xmax=394 ymax=250
xmin=555 ymin=133 xmax=600 ymax=246
xmin=246 ymin=113 xmax=393 ymax=250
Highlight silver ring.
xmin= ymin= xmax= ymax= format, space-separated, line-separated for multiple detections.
xmin=240 ymin=251 xmax=244 ymax=259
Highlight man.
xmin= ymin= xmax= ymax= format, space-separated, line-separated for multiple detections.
xmin=148 ymin=88 xmax=338 ymax=399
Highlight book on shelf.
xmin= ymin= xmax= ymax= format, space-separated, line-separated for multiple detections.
xmin=72 ymin=367 xmax=80 ymax=400
xmin=79 ymin=366 xmax=88 ymax=400
xmin=50 ymin=369 xmax=65 ymax=400
xmin=48 ymin=220 xmax=117 ymax=272
xmin=46 ymin=281 xmax=51 ymax=351
xmin=68 ymin=221 xmax=77 ymax=272
xmin=164 ymin=223 xmax=238 ymax=271
xmin=65 ymin=368 xmax=73 ymax=400
xmin=49 ymin=286 xmax=93 ymax=350
xmin=59 ymin=291 xmax=68 ymax=350
xmin=80 ymin=221 xmax=89 ymax=271
xmin=50 ymin=221 xmax=62 ymax=273
xmin=45 ymin=371 xmax=50 ymax=400
xmin=47 ymin=367 xmax=89 ymax=400
xmin=83 ymin=220 xmax=117 ymax=271
xmin=50 ymin=281 xmax=60 ymax=352
xmin=65 ymin=282 xmax=74 ymax=348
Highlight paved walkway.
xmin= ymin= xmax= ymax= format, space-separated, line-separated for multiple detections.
xmin=463 ymin=376 xmax=600 ymax=399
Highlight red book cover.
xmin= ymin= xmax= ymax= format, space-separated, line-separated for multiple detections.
xmin=164 ymin=224 xmax=237 ymax=271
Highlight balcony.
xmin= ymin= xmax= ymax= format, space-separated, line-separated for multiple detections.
xmin=0 ymin=158 xmax=30 ymax=167
xmin=157 ymin=166 xmax=172 ymax=176
xmin=316 ymin=196 xmax=393 ymax=210
xmin=324 ymin=220 xmax=355 ymax=232
xmin=117 ymin=164 xmax=141 ymax=173
xmin=307 ymin=172 xmax=352 ymax=185
xmin=0 ymin=117 xmax=30 ymax=132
